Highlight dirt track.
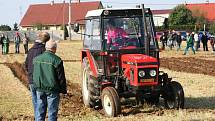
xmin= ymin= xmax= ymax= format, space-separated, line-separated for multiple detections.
xmin=5 ymin=56 xmax=215 ymax=119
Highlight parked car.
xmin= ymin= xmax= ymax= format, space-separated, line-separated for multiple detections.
xmin=180 ymin=31 xmax=187 ymax=41
xmin=176 ymin=31 xmax=187 ymax=41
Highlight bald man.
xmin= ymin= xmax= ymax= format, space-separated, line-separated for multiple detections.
xmin=25 ymin=32 xmax=50 ymax=120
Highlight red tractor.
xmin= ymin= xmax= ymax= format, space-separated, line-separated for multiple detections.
xmin=74 ymin=5 xmax=184 ymax=117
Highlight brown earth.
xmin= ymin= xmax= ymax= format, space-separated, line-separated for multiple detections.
xmin=4 ymin=56 xmax=215 ymax=118
xmin=160 ymin=57 xmax=215 ymax=77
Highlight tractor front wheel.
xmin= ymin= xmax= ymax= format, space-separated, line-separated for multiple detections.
xmin=101 ymin=87 xmax=121 ymax=117
xmin=164 ymin=81 xmax=184 ymax=109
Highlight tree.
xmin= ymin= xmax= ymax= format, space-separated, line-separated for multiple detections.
xmin=64 ymin=25 xmax=69 ymax=40
xmin=168 ymin=5 xmax=195 ymax=26
xmin=13 ymin=22 xmax=19 ymax=31
xmin=162 ymin=18 xmax=169 ymax=29
xmin=209 ymin=22 xmax=215 ymax=34
xmin=0 ymin=25 xmax=11 ymax=31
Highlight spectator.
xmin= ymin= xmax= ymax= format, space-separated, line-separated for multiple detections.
xmin=194 ymin=32 xmax=199 ymax=51
xmin=176 ymin=32 xmax=182 ymax=51
xmin=2 ymin=34 xmax=10 ymax=54
xmin=160 ymin=32 xmax=167 ymax=50
xmin=14 ymin=32 xmax=21 ymax=53
xmin=201 ymin=32 xmax=209 ymax=51
xmin=210 ymin=35 xmax=215 ymax=52
xmin=33 ymin=40 xmax=67 ymax=121
xmin=25 ymin=32 xmax=50 ymax=120
xmin=0 ymin=34 xmax=5 ymax=54
xmin=183 ymin=32 xmax=195 ymax=55
xmin=106 ymin=19 xmax=128 ymax=50
xmin=23 ymin=33 xmax=30 ymax=54
xmin=172 ymin=30 xmax=177 ymax=47
xmin=167 ymin=30 xmax=173 ymax=50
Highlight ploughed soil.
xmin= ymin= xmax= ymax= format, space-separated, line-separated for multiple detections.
xmin=4 ymin=57 xmax=215 ymax=118
xmin=160 ymin=57 xmax=215 ymax=77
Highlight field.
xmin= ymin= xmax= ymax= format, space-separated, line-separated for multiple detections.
xmin=0 ymin=41 xmax=215 ymax=121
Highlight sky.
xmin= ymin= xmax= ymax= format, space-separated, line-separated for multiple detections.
xmin=0 ymin=0 xmax=215 ymax=28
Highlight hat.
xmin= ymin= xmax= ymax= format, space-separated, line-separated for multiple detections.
xmin=45 ymin=40 xmax=57 ymax=49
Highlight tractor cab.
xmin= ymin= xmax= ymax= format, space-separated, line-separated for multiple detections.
xmin=75 ymin=7 xmax=159 ymax=76
xmin=74 ymin=5 xmax=184 ymax=117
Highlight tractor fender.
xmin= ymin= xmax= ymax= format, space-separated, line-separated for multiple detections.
xmin=81 ymin=50 xmax=98 ymax=77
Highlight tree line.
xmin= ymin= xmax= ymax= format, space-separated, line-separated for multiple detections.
xmin=158 ymin=5 xmax=215 ymax=34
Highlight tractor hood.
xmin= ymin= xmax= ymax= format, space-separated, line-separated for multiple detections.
xmin=121 ymin=54 xmax=158 ymax=65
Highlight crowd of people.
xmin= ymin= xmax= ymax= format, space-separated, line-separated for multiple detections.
xmin=159 ymin=30 xmax=215 ymax=55
xmin=0 ymin=32 xmax=29 ymax=55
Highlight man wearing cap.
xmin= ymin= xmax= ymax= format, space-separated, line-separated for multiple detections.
xmin=14 ymin=32 xmax=21 ymax=53
xmin=25 ymin=32 xmax=50 ymax=120
xmin=33 ymin=40 xmax=67 ymax=121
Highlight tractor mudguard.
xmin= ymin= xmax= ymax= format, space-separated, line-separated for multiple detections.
xmin=81 ymin=50 xmax=98 ymax=77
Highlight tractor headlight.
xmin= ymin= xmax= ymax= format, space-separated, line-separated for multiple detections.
xmin=138 ymin=71 xmax=145 ymax=77
xmin=149 ymin=70 xmax=156 ymax=77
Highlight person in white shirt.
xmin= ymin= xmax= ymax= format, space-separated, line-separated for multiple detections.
xmin=194 ymin=32 xmax=199 ymax=51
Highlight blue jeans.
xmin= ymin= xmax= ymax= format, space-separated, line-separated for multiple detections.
xmin=15 ymin=43 xmax=20 ymax=53
xmin=36 ymin=91 xmax=60 ymax=121
xmin=29 ymin=84 xmax=37 ymax=119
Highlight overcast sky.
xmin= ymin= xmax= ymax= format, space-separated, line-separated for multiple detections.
xmin=0 ymin=0 xmax=214 ymax=28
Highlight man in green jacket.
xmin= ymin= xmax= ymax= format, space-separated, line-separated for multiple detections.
xmin=183 ymin=32 xmax=195 ymax=55
xmin=2 ymin=35 xmax=9 ymax=54
xmin=33 ymin=40 xmax=67 ymax=121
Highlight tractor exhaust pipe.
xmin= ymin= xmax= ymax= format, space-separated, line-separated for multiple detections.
xmin=141 ymin=4 xmax=150 ymax=55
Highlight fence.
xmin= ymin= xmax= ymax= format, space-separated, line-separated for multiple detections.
xmin=0 ymin=30 xmax=83 ymax=42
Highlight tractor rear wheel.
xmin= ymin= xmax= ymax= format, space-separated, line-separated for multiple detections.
xmin=82 ymin=57 xmax=98 ymax=108
xmin=164 ymin=81 xmax=184 ymax=109
xmin=101 ymin=87 xmax=121 ymax=117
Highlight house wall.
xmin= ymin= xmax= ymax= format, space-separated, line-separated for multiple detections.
xmin=153 ymin=13 xmax=169 ymax=26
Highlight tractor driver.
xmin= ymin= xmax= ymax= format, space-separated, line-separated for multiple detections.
xmin=107 ymin=19 xmax=128 ymax=50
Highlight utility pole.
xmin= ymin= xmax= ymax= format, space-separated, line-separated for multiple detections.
xmin=63 ymin=0 xmax=65 ymax=40
xmin=69 ymin=0 xmax=72 ymax=41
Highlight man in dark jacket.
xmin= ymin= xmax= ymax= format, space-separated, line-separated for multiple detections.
xmin=33 ymin=40 xmax=67 ymax=121
xmin=25 ymin=32 xmax=50 ymax=120
xmin=160 ymin=32 xmax=167 ymax=50
xmin=201 ymin=32 xmax=209 ymax=51
xmin=14 ymin=32 xmax=21 ymax=53
xmin=176 ymin=32 xmax=182 ymax=51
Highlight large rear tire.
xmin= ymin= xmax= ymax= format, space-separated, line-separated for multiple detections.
xmin=82 ymin=57 xmax=99 ymax=108
xmin=101 ymin=87 xmax=121 ymax=117
xmin=82 ymin=57 xmax=91 ymax=107
xmin=164 ymin=81 xmax=184 ymax=109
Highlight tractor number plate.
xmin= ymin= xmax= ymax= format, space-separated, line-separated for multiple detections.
xmin=140 ymin=79 xmax=154 ymax=82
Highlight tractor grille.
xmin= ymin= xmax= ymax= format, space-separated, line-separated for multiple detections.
xmin=138 ymin=68 xmax=157 ymax=82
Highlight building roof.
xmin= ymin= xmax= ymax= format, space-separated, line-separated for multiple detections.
xmin=151 ymin=9 xmax=172 ymax=15
xmin=186 ymin=3 xmax=215 ymax=21
xmin=20 ymin=1 xmax=102 ymax=27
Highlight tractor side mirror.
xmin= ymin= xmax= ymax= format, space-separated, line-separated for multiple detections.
xmin=74 ymin=23 xmax=80 ymax=33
